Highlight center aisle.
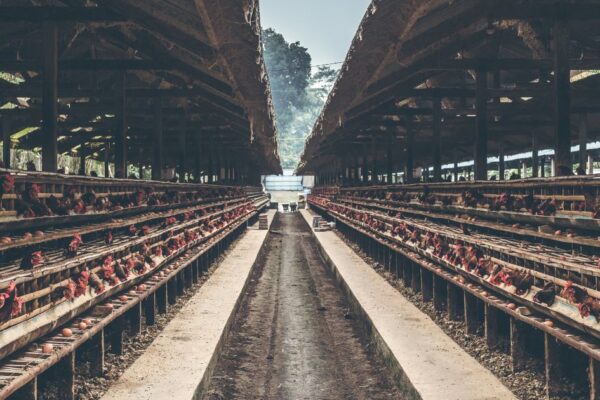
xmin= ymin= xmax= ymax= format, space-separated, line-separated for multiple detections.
xmin=205 ymin=212 xmax=403 ymax=399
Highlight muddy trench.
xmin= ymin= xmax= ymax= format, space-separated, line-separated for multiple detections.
xmin=205 ymin=212 xmax=403 ymax=400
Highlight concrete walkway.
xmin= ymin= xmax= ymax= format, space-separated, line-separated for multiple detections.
xmin=300 ymin=209 xmax=516 ymax=400
xmin=102 ymin=211 xmax=275 ymax=400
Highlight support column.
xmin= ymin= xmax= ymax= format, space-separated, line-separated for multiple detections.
xmin=386 ymin=133 xmax=394 ymax=184
xmin=39 ymin=353 xmax=75 ymax=400
xmin=114 ymin=73 xmax=127 ymax=178
xmin=78 ymin=146 xmax=87 ymax=176
xmin=553 ymin=19 xmax=572 ymax=176
xmin=474 ymin=69 xmax=488 ymax=181
xmin=207 ymin=142 xmax=214 ymax=183
xmin=532 ymin=133 xmax=539 ymax=178
xmin=405 ymin=119 xmax=414 ymax=183
xmin=579 ymin=115 xmax=588 ymax=173
xmin=41 ymin=22 xmax=58 ymax=173
xmin=152 ymin=100 xmax=163 ymax=181
xmin=498 ymin=144 xmax=505 ymax=180
xmin=104 ymin=143 xmax=110 ymax=178
xmin=178 ymin=117 xmax=187 ymax=182
xmin=2 ymin=117 xmax=10 ymax=168
xmin=433 ymin=98 xmax=442 ymax=181
xmin=362 ymin=155 xmax=369 ymax=183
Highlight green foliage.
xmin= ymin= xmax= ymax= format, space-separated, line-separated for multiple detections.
xmin=262 ymin=28 xmax=338 ymax=170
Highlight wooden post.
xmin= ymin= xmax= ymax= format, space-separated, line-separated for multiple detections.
xmin=2 ymin=116 xmax=10 ymax=168
xmin=177 ymin=271 xmax=185 ymax=295
xmin=498 ymin=144 xmax=505 ymax=180
xmin=510 ymin=318 xmax=528 ymax=372
xmin=178 ymin=118 xmax=187 ymax=182
xmin=411 ymin=263 xmax=421 ymax=292
xmin=127 ymin=302 xmax=142 ymax=336
xmin=108 ymin=319 xmax=125 ymax=355
xmin=580 ymin=115 xmax=588 ymax=172
xmin=405 ymin=119 xmax=414 ymax=183
xmin=386 ymin=133 xmax=394 ymax=184
xmin=553 ymin=19 xmax=572 ymax=176
xmin=432 ymin=275 xmax=445 ymax=311
xmin=485 ymin=304 xmax=507 ymax=350
xmin=41 ymin=22 xmax=58 ymax=173
xmin=76 ymin=330 xmax=104 ymax=377
xmin=156 ymin=284 xmax=168 ymax=314
xmin=168 ymin=276 xmax=177 ymax=305
xmin=544 ymin=333 xmax=569 ymax=398
xmin=144 ymin=292 xmax=156 ymax=326
xmin=464 ymin=292 xmax=481 ymax=334
xmin=114 ymin=73 xmax=127 ymax=178
xmin=38 ymin=353 xmax=75 ymax=400
xmin=433 ymin=98 xmax=442 ymax=181
xmin=207 ymin=141 xmax=214 ymax=183
xmin=589 ymin=357 xmax=600 ymax=400
xmin=421 ymin=268 xmax=433 ymax=302
xmin=447 ymin=282 xmax=462 ymax=321
xmin=475 ymin=69 xmax=488 ymax=181
xmin=78 ymin=146 xmax=87 ymax=176
xmin=531 ymin=133 xmax=539 ymax=178
xmin=104 ymin=143 xmax=110 ymax=178
xmin=152 ymin=100 xmax=163 ymax=181
xmin=11 ymin=378 xmax=37 ymax=400
xmin=362 ymin=155 xmax=369 ymax=183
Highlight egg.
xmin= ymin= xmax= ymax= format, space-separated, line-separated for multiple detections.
xmin=137 ymin=284 xmax=146 ymax=292
xmin=33 ymin=231 xmax=44 ymax=238
xmin=554 ymin=230 xmax=562 ymax=236
xmin=82 ymin=319 xmax=92 ymax=325
xmin=0 ymin=237 xmax=12 ymax=244
xmin=41 ymin=343 xmax=54 ymax=353
xmin=62 ymin=328 xmax=73 ymax=337
xmin=512 ymin=224 xmax=520 ymax=229
xmin=544 ymin=320 xmax=554 ymax=327
xmin=78 ymin=322 xmax=88 ymax=330
xmin=119 ymin=295 xmax=128 ymax=302
xmin=506 ymin=303 xmax=517 ymax=310
xmin=22 ymin=232 xmax=32 ymax=240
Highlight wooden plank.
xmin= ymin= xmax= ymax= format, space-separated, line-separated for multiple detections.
xmin=553 ymin=19 xmax=572 ymax=176
xmin=0 ymin=6 xmax=124 ymax=21
xmin=41 ymin=22 xmax=57 ymax=173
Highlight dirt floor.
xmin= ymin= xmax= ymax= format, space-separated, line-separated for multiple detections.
xmin=205 ymin=212 xmax=402 ymax=400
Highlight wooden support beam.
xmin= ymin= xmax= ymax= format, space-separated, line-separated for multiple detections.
xmin=463 ymin=292 xmax=481 ymax=334
xmin=176 ymin=271 xmax=185 ymax=296
xmin=10 ymin=378 xmax=37 ymax=400
xmin=76 ymin=330 xmax=104 ymax=378
xmin=531 ymin=133 xmax=539 ymax=178
xmin=432 ymin=275 xmax=445 ymax=311
xmin=144 ymin=292 xmax=157 ymax=326
xmin=1 ymin=116 xmax=10 ymax=168
xmin=474 ymin=69 xmax=488 ymax=181
xmin=0 ymin=6 xmax=125 ymax=21
xmin=410 ymin=263 xmax=421 ymax=292
xmin=420 ymin=268 xmax=433 ymax=302
xmin=41 ymin=22 xmax=58 ymax=173
xmin=432 ymin=98 xmax=442 ymax=181
xmin=152 ymin=100 xmax=163 ymax=181
xmin=167 ymin=277 xmax=177 ymax=305
xmin=589 ymin=357 xmax=600 ymax=400
xmin=405 ymin=119 xmax=414 ymax=183
xmin=553 ymin=19 xmax=572 ymax=176
xmin=107 ymin=318 xmax=125 ymax=355
xmin=544 ymin=333 xmax=569 ymax=398
xmin=178 ymin=118 xmax=187 ymax=182
xmin=156 ymin=285 xmax=168 ymax=314
xmin=386 ymin=133 xmax=393 ymax=184
xmin=114 ymin=73 xmax=127 ymax=178
xmin=127 ymin=302 xmax=142 ymax=336
xmin=38 ymin=353 xmax=74 ymax=400
xmin=447 ymin=283 xmax=463 ymax=321
xmin=510 ymin=318 xmax=529 ymax=372
xmin=579 ymin=115 xmax=588 ymax=171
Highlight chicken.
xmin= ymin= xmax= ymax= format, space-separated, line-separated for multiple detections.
xmin=0 ymin=173 xmax=15 ymax=204
xmin=21 ymin=250 xmax=44 ymax=269
xmin=533 ymin=282 xmax=556 ymax=306
xmin=64 ymin=234 xmax=83 ymax=257
xmin=88 ymin=271 xmax=105 ymax=293
xmin=105 ymin=230 xmax=113 ymax=245
xmin=512 ymin=271 xmax=534 ymax=295
xmin=0 ymin=281 xmax=23 ymax=321
xmin=114 ymin=261 xmax=129 ymax=281
xmin=561 ymin=281 xmax=588 ymax=304
xmin=578 ymin=297 xmax=600 ymax=320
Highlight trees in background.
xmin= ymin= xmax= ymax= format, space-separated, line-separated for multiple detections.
xmin=262 ymin=28 xmax=337 ymax=170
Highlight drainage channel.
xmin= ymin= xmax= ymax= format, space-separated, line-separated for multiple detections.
xmin=204 ymin=211 xmax=403 ymax=400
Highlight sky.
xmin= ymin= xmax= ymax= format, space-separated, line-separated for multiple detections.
xmin=260 ymin=0 xmax=372 ymax=67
